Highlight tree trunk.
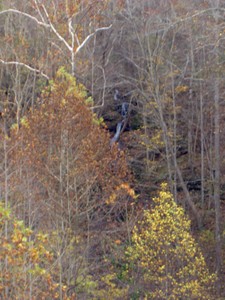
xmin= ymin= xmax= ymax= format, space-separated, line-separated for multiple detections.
xmin=214 ymin=76 xmax=221 ymax=277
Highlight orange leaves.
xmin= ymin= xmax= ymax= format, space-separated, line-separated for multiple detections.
xmin=106 ymin=182 xmax=135 ymax=205
xmin=114 ymin=239 xmax=121 ymax=245
xmin=120 ymin=183 xmax=136 ymax=197
xmin=6 ymin=70 xmax=132 ymax=299
xmin=10 ymin=68 xmax=131 ymax=233
xmin=0 ymin=203 xmax=73 ymax=300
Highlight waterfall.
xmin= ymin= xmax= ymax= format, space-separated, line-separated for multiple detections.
xmin=110 ymin=89 xmax=130 ymax=146
xmin=121 ymin=102 xmax=129 ymax=118
xmin=110 ymin=121 xmax=123 ymax=146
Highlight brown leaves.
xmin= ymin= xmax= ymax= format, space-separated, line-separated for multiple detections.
xmin=10 ymin=69 xmax=132 ymax=233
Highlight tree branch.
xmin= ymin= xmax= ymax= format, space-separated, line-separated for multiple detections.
xmin=75 ymin=24 xmax=112 ymax=54
xmin=0 ymin=7 xmax=113 ymax=74
xmin=0 ymin=8 xmax=72 ymax=52
xmin=33 ymin=0 xmax=46 ymax=24
xmin=41 ymin=4 xmax=72 ymax=52
xmin=0 ymin=59 xmax=49 ymax=80
xmin=0 ymin=9 xmax=50 ymax=28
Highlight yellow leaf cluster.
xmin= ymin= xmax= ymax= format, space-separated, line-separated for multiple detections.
xmin=126 ymin=183 xmax=215 ymax=299
xmin=175 ymin=85 xmax=189 ymax=93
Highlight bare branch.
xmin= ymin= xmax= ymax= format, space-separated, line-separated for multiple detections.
xmin=74 ymin=33 xmax=81 ymax=46
xmin=0 ymin=7 xmax=112 ymax=77
xmin=0 ymin=59 xmax=49 ymax=80
xmin=90 ymin=66 xmax=106 ymax=110
xmin=0 ymin=9 xmax=50 ymax=28
xmin=75 ymin=24 xmax=113 ymax=54
xmin=33 ymin=0 xmax=46 ymax=23
xmin=41 ymin=4 xmax=72 ymax=52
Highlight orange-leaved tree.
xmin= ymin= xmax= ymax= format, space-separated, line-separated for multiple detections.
xmin=0 ymin=202 xmax=74 ymax=300
xmin=8 ymin=68 xmax=134 ymax=296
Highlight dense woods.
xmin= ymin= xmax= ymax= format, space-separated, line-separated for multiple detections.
xmin=1 ymin=0 xmax=225 ymax=299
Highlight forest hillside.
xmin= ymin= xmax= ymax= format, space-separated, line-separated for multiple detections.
xmin=0 ymin=0 xmax=225 ymax=299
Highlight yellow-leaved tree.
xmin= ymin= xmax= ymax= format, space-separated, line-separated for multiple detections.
xmin=126 ymin=184 xmax=215 ymax=299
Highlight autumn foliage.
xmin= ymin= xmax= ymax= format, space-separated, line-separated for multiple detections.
xmin=1 ymin=0 xmax=225 ymax=298
xmin=0 ymin=203 xmax=74 ymax=300
xmin=10 ymin=68 xmax=131 ymax=224
xmin=126 ymin=184 xmax=215 ymax=299
xmin=4 ymin=68 xmax=134 ymax=297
